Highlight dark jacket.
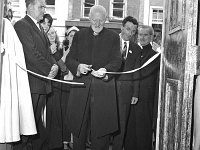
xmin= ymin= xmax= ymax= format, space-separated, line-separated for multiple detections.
xmin=116 ymin=41 xmax=142 ymax=103
xmin=14 ymin=15 xmax=56 ymax=94
xmin=139 ymin=44 xmax=160 ymax=102
xmin=65 ymin=27 xmax=122 ymax=138
xmin=124 ymin=43 xmax=160 ymax=150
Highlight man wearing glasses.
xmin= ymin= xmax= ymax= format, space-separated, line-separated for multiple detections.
xmin=65 ymin=5 xmax=121 ymax=150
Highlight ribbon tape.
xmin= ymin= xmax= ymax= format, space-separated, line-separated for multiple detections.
xmin=8 ymin=53 xmax=84 ymax=85
xmin=100 ymin=52 xmax=160 ymax=74
xmin=8 ymin=52 xmax=160 ymax=85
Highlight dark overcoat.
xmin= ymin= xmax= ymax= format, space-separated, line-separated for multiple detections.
xmin=14 ymin=15 xmax=54 ymax=94
xmin=116 ymin=41 xmax=142 ymax=104
xmin=125 ymin=44 xmax=160 ymax=150
xmin=65 ymin=27 xmax=122 ymax=138
xmin=14 ymin=15 xmax=62 ymax=149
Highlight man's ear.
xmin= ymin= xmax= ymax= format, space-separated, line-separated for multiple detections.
xmin=27 ymin=3 xmax=33 ymax=12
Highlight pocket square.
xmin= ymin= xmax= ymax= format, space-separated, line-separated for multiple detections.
xmin=129 ymin=50 xmax=132 ymax=54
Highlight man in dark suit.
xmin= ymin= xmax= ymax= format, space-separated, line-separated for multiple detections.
xmin=14 ymin=0 xmax=58 ymax=149
xmin=125 ymin=25 xmax=160 ymax=150
xmin=112 ymin=16 xmax=141 ymax=150
xmin=65 ymin=5 xmax=122 ymax=150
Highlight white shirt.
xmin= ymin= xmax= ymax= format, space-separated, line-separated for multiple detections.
xmin=27 ymin=14 xmax=40 ymax=31
xmin=119 ymin=34 xmax=130 ymax=58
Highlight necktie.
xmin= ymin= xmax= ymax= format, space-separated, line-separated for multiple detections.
xmin=38 ymin=23 xmax=44 ymax=34
xmin=122 ymin=41 xmax=127 ymax=60
xmin=38 ymin=22 xmax=49 ymax=44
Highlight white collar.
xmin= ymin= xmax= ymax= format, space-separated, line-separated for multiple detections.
xmin=27 ymin=14 xmax=41 ymax=31
xmin=27 ymin=14 xmax=38 ymax=25
xmin=122 ymin=38 xmax=129 ymax=45
xmin=138 ymin=42 xmax=143 ymax=49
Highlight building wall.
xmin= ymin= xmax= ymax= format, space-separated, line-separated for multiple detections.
xmin=127 ymin=0 xmax=140 ymax=20
xmin=72 ymin=0 xmax=81 ymax=19
xmin=11 ymin=0 xmax=164 ymax=42
xmin=71 ymin=0 xmax=138 ymax=20
xmin=150 ymin=0 xmax=163 ymax=6
xmin=99 ymin=0 xmax=109 ymax=13
xmin=138 ymin=0 xmax=145 ymax=24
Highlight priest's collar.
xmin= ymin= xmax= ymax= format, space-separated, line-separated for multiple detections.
xmin=89 ymin=26 xmax=105 ymax=36
xmin=138 ymin=43 xmax=152 ymax=49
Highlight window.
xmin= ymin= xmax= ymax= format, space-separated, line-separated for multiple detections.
xmin=149 ymin=6 xmax=163 ymax=25
xmin=110 ymin=0 xmax=126 ymax=20
xmin=11 ymin=0 xmax=20 ymax=18
xmin=152 ymin=9 xmax=163 ymax=23
xmin=149 ymin=6 xmax=163 ymax=30
xmin=46 ymin=0 xmax=55 ymax=5
xmin=46 ymin=0 xmax=55 ymax=16
xmin=82 ymin=0 xmax=98 ymax=18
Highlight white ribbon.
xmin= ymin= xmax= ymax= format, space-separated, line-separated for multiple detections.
xmin=9 ymin=52 xmax=160 ymax=85
xmin=97 ymin=52 xmax=160 ymax=74
xmin=10 ymin=54 xmax=84 ymax=85
xmin=25 ymin=69 xmax=84 ymax=85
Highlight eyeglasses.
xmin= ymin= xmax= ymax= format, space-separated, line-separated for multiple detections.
xmin=90 ymin=19 xmax=106 ymax=25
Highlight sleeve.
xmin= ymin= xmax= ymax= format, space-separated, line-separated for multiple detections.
xmin=141 ymin=53 xmax=160 ymax=78
xmin=104 ymin=33 xmax=122 ymax=80
xmin=14 ymin=21 xmax=52 ymax=76
xmin=53 ymin=49 xmax=62 ymax=61
xmin=132 ymin=46 xmax=142 ymax=98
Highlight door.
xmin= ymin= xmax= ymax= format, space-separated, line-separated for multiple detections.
xmin=156 ymin=0 xmax=199 ymax=149
xmin=0 ymin=0 xmax=4 ymax=98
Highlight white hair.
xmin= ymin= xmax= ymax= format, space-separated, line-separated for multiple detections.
xmin=89 ymin=5 xmax=107 ymax=19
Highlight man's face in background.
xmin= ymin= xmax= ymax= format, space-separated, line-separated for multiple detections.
xmin=121 ymin=21 xmax=137 ymax=41
xmin=153 ymin=31 xmax=162 ymax=46
xmin=138 ymin=28 xmax=153 ymax=46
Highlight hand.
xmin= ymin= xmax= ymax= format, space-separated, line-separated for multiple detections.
xmin=48 ymin=64 xmax=59 ymax=78
xmin=50 ymin=43 xmax=57 ymax=54
xmin=77 ymin=64 xmax=92 ymax=75
xmin=61 ymin=48 xmax=70 ymax=62
xmin=152 ymin=42 xmax=160 ymax=52
xmin=91 ymin=68 xmax=106 ymax=78
xmin=131 ymin=97 xmax=138 ymax=104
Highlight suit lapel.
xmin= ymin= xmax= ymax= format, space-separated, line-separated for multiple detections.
xmin=119 ymin=36 xmax=123 ymax=54
xmin=38 ymin=22 xmax=50 ymax=47
xmin=24 ymin=15 xmax=48 ymax=46
xmin=126 ymin=41 xmax=133 ymax=60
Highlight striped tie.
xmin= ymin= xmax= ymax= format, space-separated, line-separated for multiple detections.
xmin=122 ymin=41 xmax=127 ymax=60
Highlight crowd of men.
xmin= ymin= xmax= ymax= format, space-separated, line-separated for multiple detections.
xmin=0 ymin=0 xmax=161 ymax=150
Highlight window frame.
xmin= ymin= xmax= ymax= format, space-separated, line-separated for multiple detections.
xmin=46 ymin=0 xmax=55 ymax=5
xmin=81 ymin=0 xmax=99 ymax=18
xmin=45 ymin=0 xmax=56 ymax=18
xmin=149 ymin=6 xmax=163 ymax=26
xmin=109 ymin=0 xmax=127 ymax=20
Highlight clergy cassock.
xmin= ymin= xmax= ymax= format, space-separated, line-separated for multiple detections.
xmin=0 ymin=18 xmax=36 ymax=143
xmin=65 ymin=27 xmax=122 ymax=138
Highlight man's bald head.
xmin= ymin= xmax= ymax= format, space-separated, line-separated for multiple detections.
xmin=89 ymin=5 xmax=107 ymax=34
xmin=89 ymin=5 xmax=107 ymax=19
